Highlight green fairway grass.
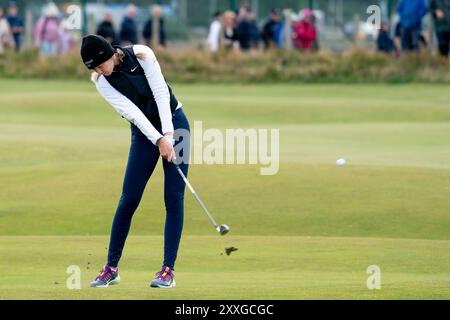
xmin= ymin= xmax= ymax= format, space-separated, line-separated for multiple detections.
xmin=0 ymin=80 xmax=449 ymax=299
xmin=0 ymin=236 xmax=449 ymax=299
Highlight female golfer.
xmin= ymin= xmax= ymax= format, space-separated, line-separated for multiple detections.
xmin=80 ymin=35 xmax=189 ymax=288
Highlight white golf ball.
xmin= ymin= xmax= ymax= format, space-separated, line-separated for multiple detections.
xmin=336 ymin=158 xmax=346 ymax=167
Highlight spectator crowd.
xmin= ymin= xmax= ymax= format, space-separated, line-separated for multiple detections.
xmin=0 ymin=1 xmax=449 ymax=58
xmin=95 ymin=4 xmax=166 ymax=48
xmin=0 ymin=2 xmax=166 ymax=57
xmin=208 ymin=4 xmax=319 ymax=52
xmin=377 ymin=0 xmax=450 ymax=57
xmin=210 ymin=1 xmax=450 ymax=58
xmin=0 ymin=1 xmax=72 ymax=56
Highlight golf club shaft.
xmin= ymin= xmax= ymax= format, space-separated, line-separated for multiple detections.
xmin=174 ymin=164 xmax=219 ymax=229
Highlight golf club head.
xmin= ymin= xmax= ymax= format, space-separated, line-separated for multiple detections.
xmin=217 ymin=224 xmax=230 ymax=236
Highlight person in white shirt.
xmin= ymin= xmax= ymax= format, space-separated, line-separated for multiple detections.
xmin=0 ymin=7 xmax=14 ymax=54
xmin=80 ymin=35 xmax=189 ymax=288
xmin=207 ymin=11 xmax=222 ymax=52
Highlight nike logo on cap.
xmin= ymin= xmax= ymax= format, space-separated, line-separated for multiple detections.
xmin=131 ymin=66 xmax=138 ymax=72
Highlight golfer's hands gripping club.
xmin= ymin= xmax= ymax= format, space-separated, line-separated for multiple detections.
xmin=157 ymin=133 xmax=175 ymax=162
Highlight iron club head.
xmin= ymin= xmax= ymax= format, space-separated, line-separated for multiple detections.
xmin=217 ymin=224 xmax=230 ymax=235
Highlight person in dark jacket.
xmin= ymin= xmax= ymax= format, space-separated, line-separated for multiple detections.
xmin=143 ymin=5 xmax=166 ymax=48
xmin=96 ymin=13 xmax=118 ymax=45
xmin=236 ymin=9 xmax=252 ymax=51
xmin=247 ymin=11 xmax=260 ymax=50
xmin=430 ymin=0 xmax=450 ymax=57
xmin=6 ymin=2 xmax=24 ymax=52
xmin=397 ymin=0 xmax=428 ymax=52
xmin=261 ymin=8 xmax=281 ymax=50
xmin=377 ymin=22 xmax=396 ymax=54
xmin=119 ymin=4 xmax=138 ymax=45
xmin=235 ymin=5 xmax=259 ymax=51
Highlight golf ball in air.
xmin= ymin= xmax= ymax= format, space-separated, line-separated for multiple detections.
xmin=336 ymin=158 xmax=346 ymax=167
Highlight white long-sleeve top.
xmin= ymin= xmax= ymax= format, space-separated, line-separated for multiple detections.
xmin=208 ymin=20 xmax=221 ymax=52
xmin=93 ymin=45 xmax=180 ymax=145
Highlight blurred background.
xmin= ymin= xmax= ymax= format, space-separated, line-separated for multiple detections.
xmin=0 ymin=0 xmax=448 ymax=82
xmin=0 ymin=0 xmax=440 ymax=51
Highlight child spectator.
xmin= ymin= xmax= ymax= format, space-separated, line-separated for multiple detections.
xmin=59 ymin=19 xmax=73 ymax=54
xmin=377 ymin=22 xmax=396 ymax=54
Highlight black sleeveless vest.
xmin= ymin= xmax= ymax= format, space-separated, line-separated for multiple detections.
xmin=104 ymin=46 xmax=179 ymax=124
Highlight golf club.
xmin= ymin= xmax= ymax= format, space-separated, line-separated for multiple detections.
xmin=172 ymin=158 xmax=229 ymax=236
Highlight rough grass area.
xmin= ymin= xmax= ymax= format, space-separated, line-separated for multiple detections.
xmin=0 ymin=48 xmax=449 ymax=83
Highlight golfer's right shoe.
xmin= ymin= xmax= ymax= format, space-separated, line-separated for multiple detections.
xmin=90 ymin=265 xmax=120 ymax=288
xmin=150 ymin=266 xmax=176 ymax=288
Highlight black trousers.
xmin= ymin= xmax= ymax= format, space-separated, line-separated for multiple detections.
xmin=436 ymin=31 xmax=450 ymax=57
xmin=401 ymin=27 xmax=420 ymax=52
xmin=107 ymin=107 xmax=190 ymax=270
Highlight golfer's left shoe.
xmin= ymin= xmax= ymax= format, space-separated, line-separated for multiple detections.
xmin=90 ymin=265 xmax=120 ymax=288
xmin=150 ymin=266 xmax=176 ymax=288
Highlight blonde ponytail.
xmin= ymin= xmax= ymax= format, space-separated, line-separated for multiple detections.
xmin=91 ymin=71 xmax=100 ymax=83
xmin=135 ymin=52 xmax=146 ymax=60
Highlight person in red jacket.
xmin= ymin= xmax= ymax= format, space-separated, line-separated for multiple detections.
xmin=293 ymin=8 xmax=317 ymax=51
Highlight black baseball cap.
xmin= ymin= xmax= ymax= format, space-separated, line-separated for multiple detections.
xmin=80 ymin=35 xmax=116 ymax=70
